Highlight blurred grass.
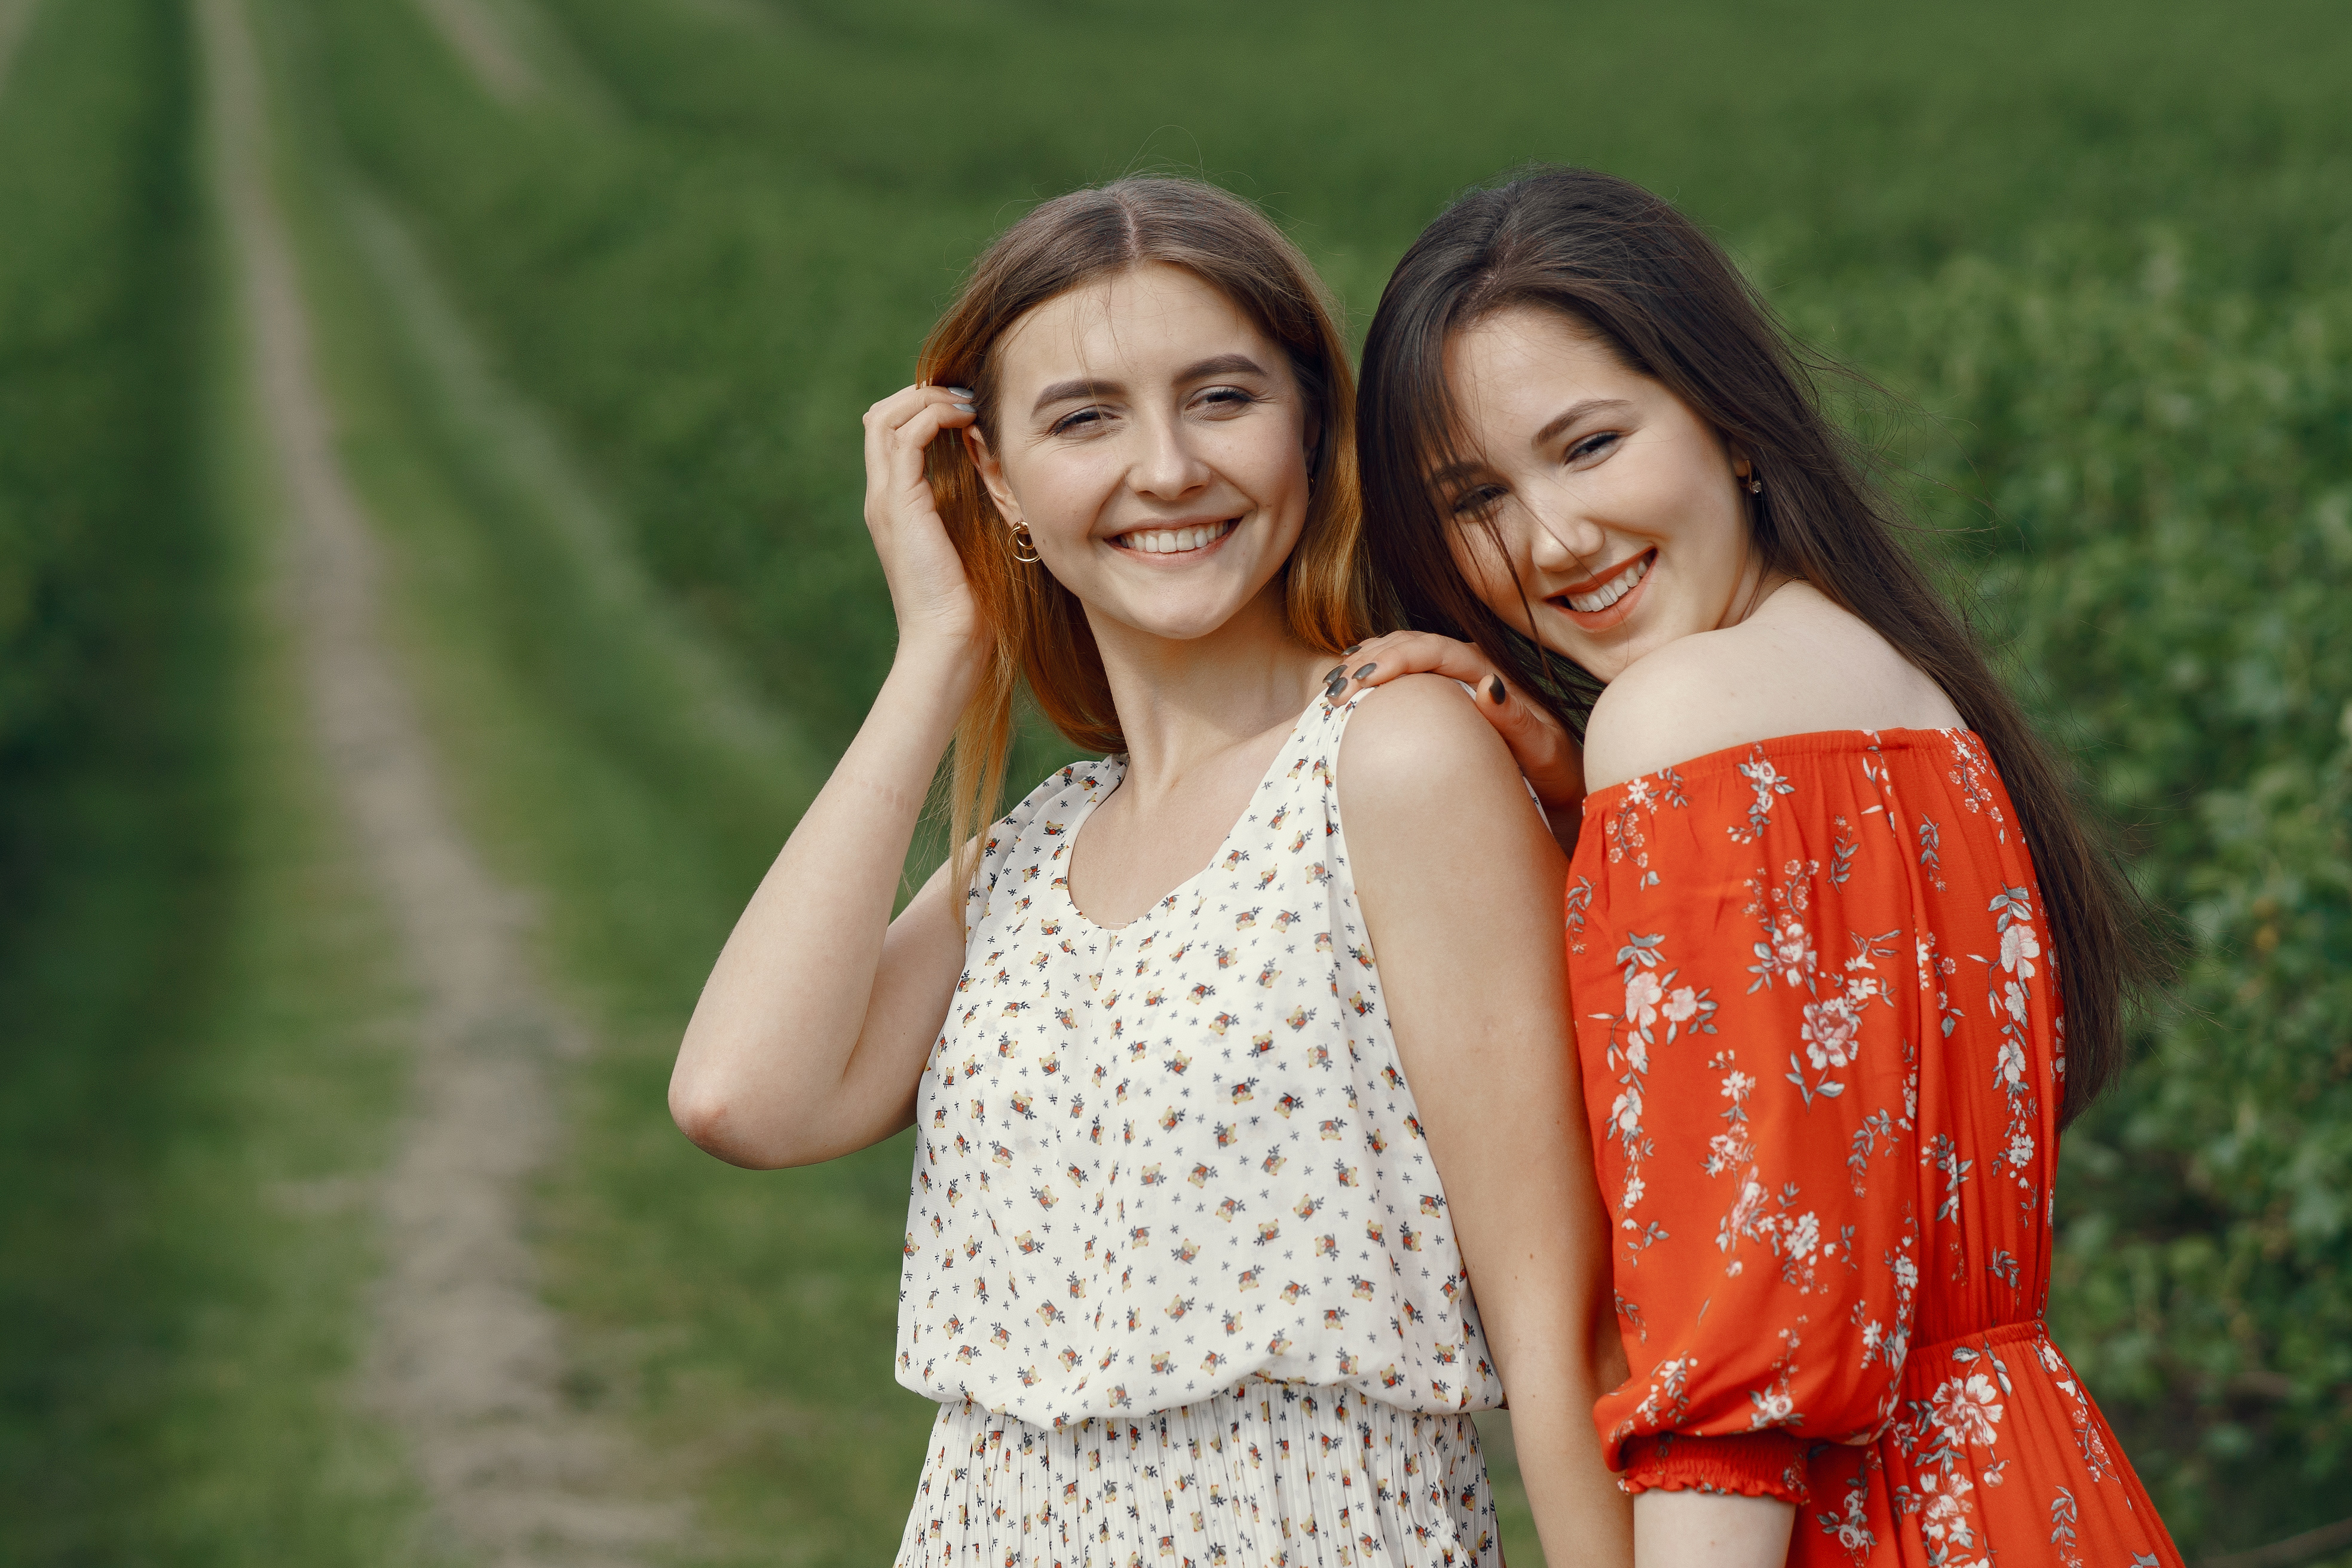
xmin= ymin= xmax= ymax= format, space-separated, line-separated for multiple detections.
xmin=303 ymin=0 xmax=2352 ymax=761
xmin=0 ymin=0 xmax=432 ymax=1559
xmin=1 ymin=0 xmax=2346 ymax=1561
xmin=248 ymin=2 xmax=942 ymax=1549
xmin=1845 ymin=253 xmax=2352 ymax=1548
xmin=284 ymin=0 xmax=2351 ymax=1556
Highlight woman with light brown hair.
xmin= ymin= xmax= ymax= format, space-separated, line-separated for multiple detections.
xmin=667 ymin=176 xmax=1630 ymax=1565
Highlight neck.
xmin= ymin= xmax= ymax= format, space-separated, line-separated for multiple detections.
xmin=1721 ymin=547 xmax=1796 ymax=629
xmin=1087 ymin=579 xmax=1330 ymax=800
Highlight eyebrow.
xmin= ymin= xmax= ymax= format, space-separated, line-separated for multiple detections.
xmin=1031 ymin=377 xmax=1120 ymax=415
xmin=1423 ymin=396 xmax=1639 ymax=492
xmin=1028 ymin=354 xmax=1271 ymax=417
xmin=1175 ymin=352 xmax=1269 ymax=384
xmin=1532 ymin=397 xmax=1635 ymax=449
xmin=1425 ymin=457 xmax=1483 ymax=491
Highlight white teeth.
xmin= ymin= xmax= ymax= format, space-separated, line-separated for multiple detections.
xmin=1122 ymin=521 xmax=1232 ymax=555
xmin=1564 ymin=554 xmax=1650 ymax=614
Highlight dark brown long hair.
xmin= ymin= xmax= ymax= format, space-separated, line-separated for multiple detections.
xmin=918 ymin=177 xmax=1367 ymax=900
xmin=1356 ymin=165 xmax=2155 ymax=1125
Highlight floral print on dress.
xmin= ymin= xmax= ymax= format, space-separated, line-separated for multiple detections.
xmin=894 ymin=689 xmax=1502 ymax=1565
xmin=896 ymin=1385 xmax=1496 ymax=1567
xmin=1569 ymin=730 xmax=2182 ymax=1566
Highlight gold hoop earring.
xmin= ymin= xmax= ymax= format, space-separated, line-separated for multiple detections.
xmin=1008 ymin=520 xmax=1041 ymax=565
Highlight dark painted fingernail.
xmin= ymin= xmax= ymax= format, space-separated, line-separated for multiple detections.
xmin=1325 ymin=664 xmax=1347 ymax=683
xmin=1354 ymin=664 xmax=1377 ymax=680
xmin=1490 ymin=675 xmax=1506 ymax=705
xmin=946 ymin=386 xmax=975 ymax=399
xmin=951 ymin=402 xmax=975 ymax=414
xmin=1343 ymin=642 xmax=1364 ymax=656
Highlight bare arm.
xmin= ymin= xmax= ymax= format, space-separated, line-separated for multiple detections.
xmin=1328 ymin=630 xmax=1586 ymax=855
xmin=1635 ymin=1494 xmax=1795 ymax=1568
xmin=668 ymin=383 xmax=984 ymax=1168
xmin=1339 ymin=676 xmax=1631 ymax=1566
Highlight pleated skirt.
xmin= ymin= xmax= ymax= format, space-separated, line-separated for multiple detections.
xmin=893 ymin=1383 xmax=1501 ymax=1568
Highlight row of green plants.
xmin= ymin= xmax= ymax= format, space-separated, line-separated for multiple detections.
xmin=275 ymin=0 xmax=2352 ymax=1551
xmin=1 ymin=5 xmax=437 ymax=1561
xmin=1831 ymin=254 xmax=2352 ymax=1541
xmin=0 ymin=0 xmax=221 ymax=1547
xmin=302 ymin=0 xmax=2352 ymax=762
xmin=0 ymin=0 xmax=197 ymax=780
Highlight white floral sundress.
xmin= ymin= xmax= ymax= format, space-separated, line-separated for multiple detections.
xmin=893 ymin=688 xmax=1503 ymax=1567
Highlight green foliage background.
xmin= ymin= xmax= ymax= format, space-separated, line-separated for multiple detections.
xmin=298 ymin=0 xmax=2352 ymax=1540
xmin=0 ymin=0 xmax=214 ymax=1529
xmin=1 ymin=2 xmax=436 ymax=1558
xmin=1844 ymin=261 xmax=2352 ymax=1538
xmin=2 ymin=0 xmax=2347 ymax=1560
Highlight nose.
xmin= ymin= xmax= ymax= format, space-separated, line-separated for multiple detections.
xmin=1128 ymin=408 xmax=1212 ymax=501
xmin=1523 ymin=501 xmax=1606 ymax=575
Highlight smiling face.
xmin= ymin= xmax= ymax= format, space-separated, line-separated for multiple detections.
xmin=970 ymin=263 xmax=1315 ymax=648
xmin=1435 ymin=305 xmax=1781 ymax=682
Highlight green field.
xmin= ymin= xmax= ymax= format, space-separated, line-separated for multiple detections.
xmin=2 ymin=0 xmax=2348 ymax=1563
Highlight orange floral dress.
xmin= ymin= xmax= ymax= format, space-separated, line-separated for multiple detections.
xmin=1567 ymin=730 xmax=2181 ymax=1565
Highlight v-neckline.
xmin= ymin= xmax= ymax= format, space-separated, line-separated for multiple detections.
xmin=1055 ymin=694 xmax=1328 ymax=935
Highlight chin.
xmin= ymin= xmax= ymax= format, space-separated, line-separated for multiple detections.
xmin=1148 ymin=615 xmax=1252 ymax=645
xmin=1526 ymin=618 xmax=1616 ymax=682
xmin=1109 ymin=574 xmax=1272 ymax=639
xmin=1105 ymin=600 xmax=1253 ymax=645
xmin=1536 ymin=605 xmax=1676 ymax=683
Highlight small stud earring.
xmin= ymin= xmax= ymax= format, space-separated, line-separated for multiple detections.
xmin=1745 ymin=476 xmax=1764 ymax=495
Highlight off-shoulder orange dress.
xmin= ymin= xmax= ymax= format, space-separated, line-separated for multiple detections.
xmin=1567 ymin=730 xmax=2181 ymax=1564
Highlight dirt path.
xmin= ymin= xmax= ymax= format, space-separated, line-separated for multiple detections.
xmin=343 ymin=185 xmax=801 ymax=772
xmin=199 ymin=0 xmax=682 ymax=1561
xmin=0 ymin=0 xmax=41 ymax=102
xmin=411 ymin=0 xmax=540 ymax=103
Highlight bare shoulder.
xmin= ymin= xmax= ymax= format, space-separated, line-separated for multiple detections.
xmin=1584 ymin=584 xmax=1964 ymax=790
xmin=1337 ymin=673 xmax=1525 ymax=811
xmin=1581 ymin=632 xmax=1756 ymax=792
xmin=1338 ymin=675 xmax=1561 ymax=907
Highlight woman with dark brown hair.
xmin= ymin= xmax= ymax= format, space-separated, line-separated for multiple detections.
xmin=1333 ymin=167 xmax=2181 ymax=1566
xmin=667 ymin=176 xmax=1630 ymax=1564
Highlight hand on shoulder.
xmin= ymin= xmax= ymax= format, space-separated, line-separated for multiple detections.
xmin=1584 ymin=583 xmax=1964 ymax=791
xmin=1322 ymin=630 xmax=1585 ymax=827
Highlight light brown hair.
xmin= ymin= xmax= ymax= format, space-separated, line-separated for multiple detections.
xmin=916 ymin=177 xmax=1367 ymax=903
xmin=1356 ymin=166 xmax=2164 ymax=1125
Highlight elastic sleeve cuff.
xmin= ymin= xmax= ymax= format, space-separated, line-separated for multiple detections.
xmin=1617 ymin=1432 xmax=1811 ymax=1505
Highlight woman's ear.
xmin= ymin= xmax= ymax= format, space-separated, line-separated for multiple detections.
xmin=965 ymin=425 xmax=1023 ymax=528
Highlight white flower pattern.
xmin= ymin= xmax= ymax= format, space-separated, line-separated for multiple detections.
xmin=1572 ymin=731 xmax=2184 ymax=1567
xmin=893 ymin=691 xmax=1502 ymax=1564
